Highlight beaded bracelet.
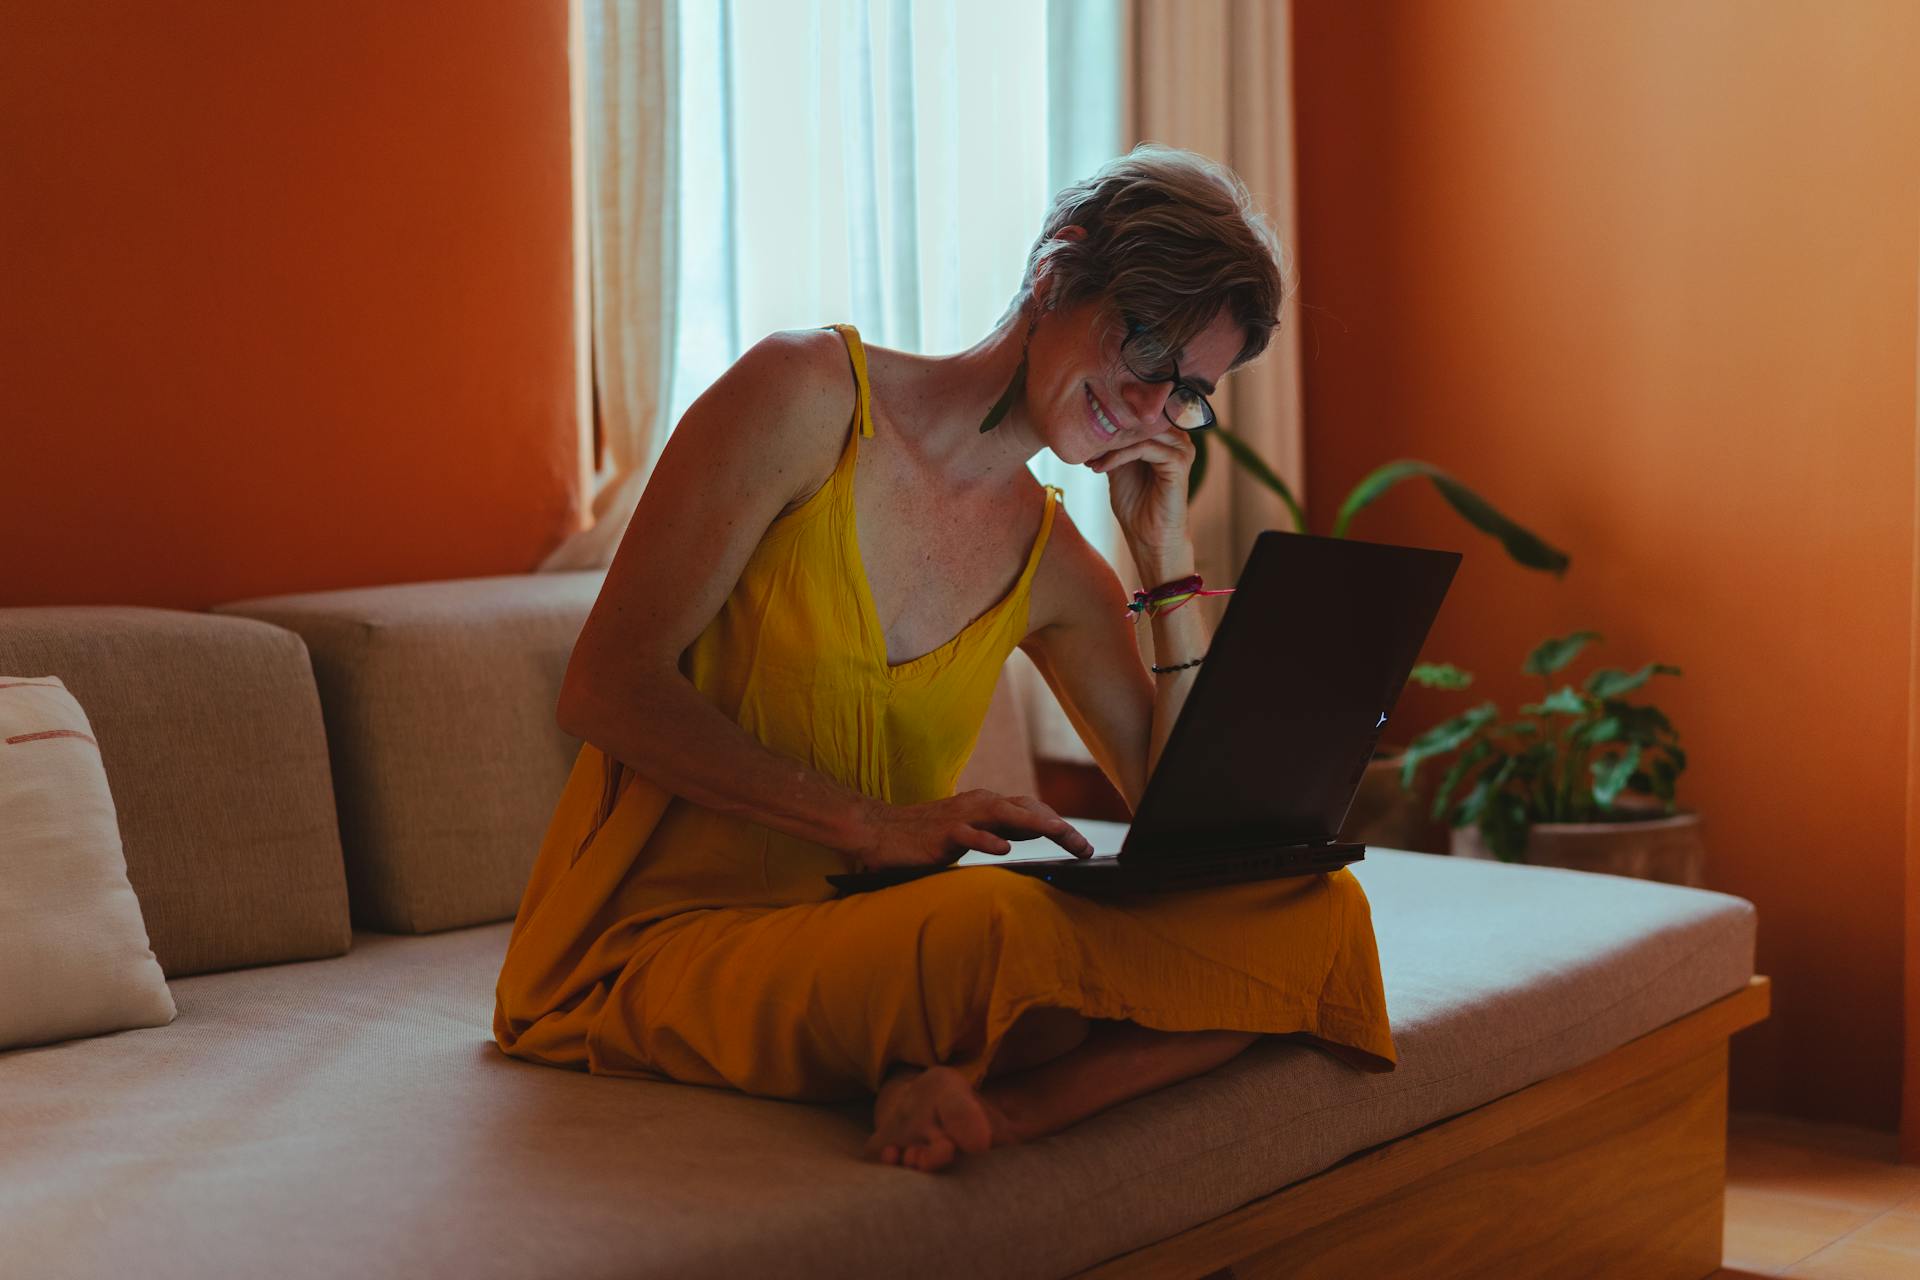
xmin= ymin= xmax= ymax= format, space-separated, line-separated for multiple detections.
xmin=1150 ymin=654 xmax=1206 ymax=675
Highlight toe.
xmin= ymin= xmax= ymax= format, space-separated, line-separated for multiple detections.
xmin=918 ymin=1133 xmax=956 ymax=1172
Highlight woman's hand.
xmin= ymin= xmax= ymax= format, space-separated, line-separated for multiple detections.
xmin=1090 ymin=428 xmax=1196 ymax=578
xmin=852 ymin=791 xmax=1096 ymax=871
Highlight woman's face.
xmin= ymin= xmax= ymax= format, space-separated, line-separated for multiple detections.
xmin=1026 ymin=295 xmax=1245 ymax=467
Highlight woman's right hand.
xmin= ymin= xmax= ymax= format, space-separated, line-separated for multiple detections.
xmin=851 ymin=790 xmax=1096 ymax=871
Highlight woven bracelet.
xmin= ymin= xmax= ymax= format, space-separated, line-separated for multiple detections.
xmin=1149 ymin=654 xmax=1206 ymax=675
xmin=1126 ymin=574 xmax=1235 ymax=620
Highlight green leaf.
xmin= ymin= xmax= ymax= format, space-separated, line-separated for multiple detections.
xmin=1506 ymin=719 xmax=1543 ymax=737
xmin=1331 ymin=460 xmax=1570 ymax=575
xmin=1456 ymin=754 xmax=1517 ymax=828
xmin=1603 ymin=700 xmax=1676 ymax=743
xmin=1431 ymin=739 xmax=1493 ymax=821
xmin=1508 ymin=741 xmax=1556 ymax=819
xmin=1517 ymin=740 xmax=1558 ymax=774
xmin=1409 ymin=662 xmax=1475 ymax=690
xmin=1570 ymin=715 xmax=1621 ymax=747
xmin=1584 ymin=663 xmax=1683 ymax=699
xmin=1519 ymin=685 xmax=1588 ymax=717
xmin=1399 ymin=701 xmax=1500 ymax=788
xmin=1650 ymin=757 xmax=1680 ymax=803
xmin=1485 ymin=792 xmax=1531 ymax=862
xmin=1591 ymin=745 xmax=1643 ymax=810
xmin=1186 ymin=429 xmax=1209 ymax=502
xmin=1211 ymin=425 xmax=1307 ymax=533
xmin=1524 ymin=631 xmax=1603 ymax=677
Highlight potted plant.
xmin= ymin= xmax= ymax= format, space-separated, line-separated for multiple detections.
xmin=1395 ymin=630 xmax=1702 ymax=885
xmin=1190 ymin=432 xmax=1570 ymax=850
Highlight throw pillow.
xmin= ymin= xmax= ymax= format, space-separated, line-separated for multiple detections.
xmin=1 ymin=676 xmax=175 ymax=1051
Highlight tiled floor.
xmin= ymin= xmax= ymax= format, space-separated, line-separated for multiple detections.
xmin=1721 ymin=1113 xmax=1920 ymax=1277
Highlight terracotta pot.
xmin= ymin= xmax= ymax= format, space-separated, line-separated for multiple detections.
xmin=1339 ymin=751 xmax=1448 ymax=853
xmin=1449 ymin=808 xmax=1706 ymax=887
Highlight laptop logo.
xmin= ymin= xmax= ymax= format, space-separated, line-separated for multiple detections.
xmin=1375 ymin=711 xmax=1388 ymax=729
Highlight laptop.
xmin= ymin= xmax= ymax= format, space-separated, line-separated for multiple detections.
xmin=825 ymin=530 xmax=1462 ymax=898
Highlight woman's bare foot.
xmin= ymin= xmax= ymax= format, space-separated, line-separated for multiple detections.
xmin=865 ymin=1065 xmax=1017 ymax=1172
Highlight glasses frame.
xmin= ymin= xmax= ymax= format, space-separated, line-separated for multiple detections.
xmin=1119 ymin=317 xmax=1218 ymax=433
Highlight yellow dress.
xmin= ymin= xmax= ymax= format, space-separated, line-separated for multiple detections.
xmin=492 ymin=322 xmax=1396 ymax=1101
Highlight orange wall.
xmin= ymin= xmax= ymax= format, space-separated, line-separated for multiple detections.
xmin=1293 ymin=1 xmax=1920 ymax=1127
xmin=1907 ymin=230 xmax=1920 ymax=1159
xmin=0 ymin=3 xmax=584 ymax=609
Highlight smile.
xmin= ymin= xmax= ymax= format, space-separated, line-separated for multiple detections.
xmin=1085 ymin=384 xmax=1121 ymax=437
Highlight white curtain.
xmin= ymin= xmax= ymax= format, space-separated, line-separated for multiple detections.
xmin=666 ymin=0 xmax=1125 ymax=556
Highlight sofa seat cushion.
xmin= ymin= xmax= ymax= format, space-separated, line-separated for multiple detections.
xmin=0 ymin=607 xmax=349 ymax=977
xmin=0 ymin=841 xmax=1755 ymax=1279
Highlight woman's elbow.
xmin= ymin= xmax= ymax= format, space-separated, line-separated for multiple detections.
xmin=555 ymin=653 xmax=625 ymax=745
xmin=554 ymin=674 xmax=601 ymax=743
xmin=554 ymin=657 xmax=676 ymax=749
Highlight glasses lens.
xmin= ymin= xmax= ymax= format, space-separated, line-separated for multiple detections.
xmin=1167 ymin=388 xmax=1214 ymax=432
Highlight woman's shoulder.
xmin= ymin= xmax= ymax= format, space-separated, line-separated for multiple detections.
xmin=669 ymin=328 xmax=861 ymax=500
xmin=727 ymin=326 xmax=861 ymax=438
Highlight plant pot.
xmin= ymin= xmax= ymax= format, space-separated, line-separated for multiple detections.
xmin=1339 ymin=751 xmax=1448 ymax=853
xmin=1449 ymin=809 xmax=1706 ymax=887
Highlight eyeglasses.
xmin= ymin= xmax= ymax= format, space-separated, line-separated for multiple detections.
xmin=1119 ymin=318 xmax=1218 ymax=433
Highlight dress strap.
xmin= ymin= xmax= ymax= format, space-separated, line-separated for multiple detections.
xmin=1015 ymin=485 xmax=1064 ymax=591
xmin=822 ymin=323 xmax=875 ymax=438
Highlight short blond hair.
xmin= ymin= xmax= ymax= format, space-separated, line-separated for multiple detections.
xmin=1011 ymin=143 xmax=1291 ymax=372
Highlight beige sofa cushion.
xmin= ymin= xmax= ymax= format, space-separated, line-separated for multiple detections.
xmin=215 ymin=574 xmax=604 ymax=934
xmin=0 ymin=677 xmax=176 ymax=1049
xmin=0 ymin=842 xmax=1755 ymax=1278
xmin=0 ymin=608 xmax=349 ymax=977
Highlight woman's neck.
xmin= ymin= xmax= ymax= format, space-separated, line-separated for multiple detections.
xmin=864 ymin=316 xmax=1048 ymax=489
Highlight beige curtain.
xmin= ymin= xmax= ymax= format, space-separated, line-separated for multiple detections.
xmin=541 ymin=0 xmax=680 ymax=573
xmin=1124 ymin=0 xmax=1307 ymax=585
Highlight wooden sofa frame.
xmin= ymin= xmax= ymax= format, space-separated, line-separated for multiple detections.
xmin=1079 ymin=976 xmax=1771 ymax=1279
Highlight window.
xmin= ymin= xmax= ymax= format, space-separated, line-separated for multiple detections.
xmin=665 ymin=0 xmax=1123 ymax=554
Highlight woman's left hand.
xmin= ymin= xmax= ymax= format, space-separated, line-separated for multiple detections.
xmin=1090 ymin=428 xmax=1196 ymax=574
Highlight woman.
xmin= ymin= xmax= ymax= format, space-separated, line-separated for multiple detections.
xmin=493 ymin=145 xmax=1395 ymax=1173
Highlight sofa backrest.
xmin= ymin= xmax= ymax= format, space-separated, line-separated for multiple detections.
xmin=215 ymin=574 xmax=604 ymax=934
xmin=0 ymin=607 xmax=351 ymax=977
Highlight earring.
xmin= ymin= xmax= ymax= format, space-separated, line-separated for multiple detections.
xmin=978 ymin=311 xmax=1040 ymax=434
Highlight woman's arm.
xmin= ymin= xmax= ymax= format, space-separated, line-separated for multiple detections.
xmin=1021 ymin=514 xmax=1211 ymax=813
xmin=1021 ymin=428 xmax=1209 ymax=812
xmin=558 ymin=331 xmax=865 ymax=846
xmin=559 ymin=330 xmax=1092 ymax=869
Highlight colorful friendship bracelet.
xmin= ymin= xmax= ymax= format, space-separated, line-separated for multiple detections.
xmin=1125 ymin=574 xmax=1236 ymax=620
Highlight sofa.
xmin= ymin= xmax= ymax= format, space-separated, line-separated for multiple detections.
xmin=0 ymin=575 xmax=1765 ymax=1278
